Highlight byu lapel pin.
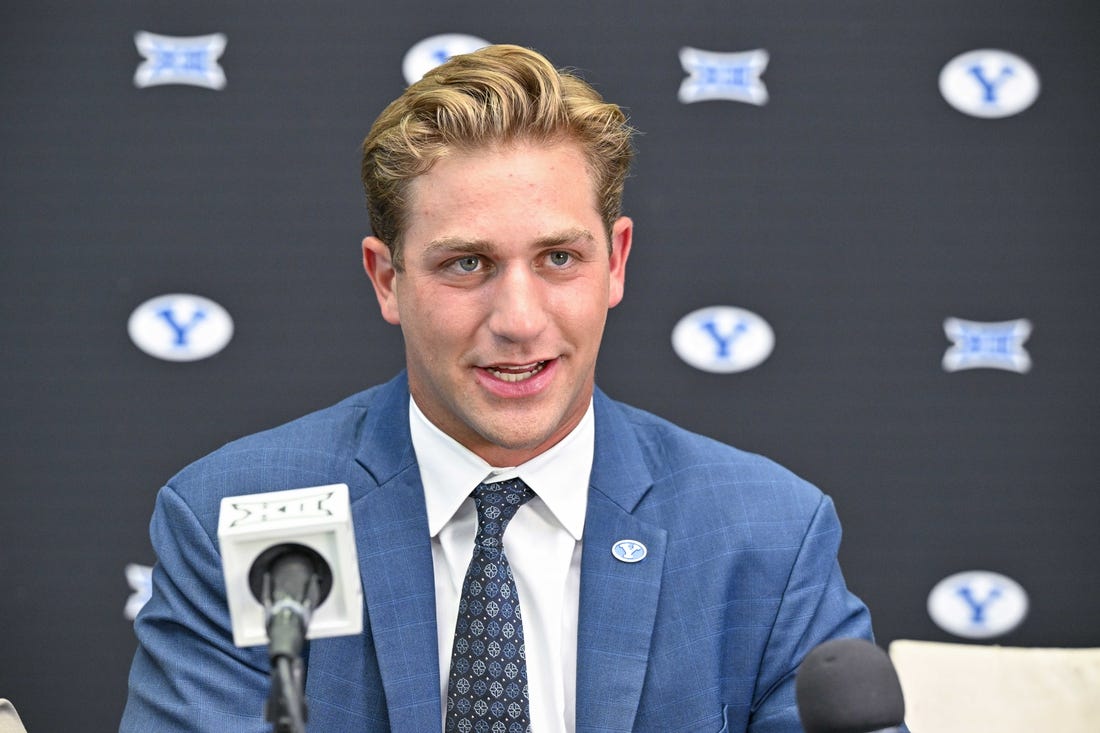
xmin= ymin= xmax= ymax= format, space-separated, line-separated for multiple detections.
xmin=611 ymin=539 xmax=647 ymax=563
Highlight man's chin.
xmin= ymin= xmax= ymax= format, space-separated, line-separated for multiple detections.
xmin=465 ymin=416 xmax=571 ymax=465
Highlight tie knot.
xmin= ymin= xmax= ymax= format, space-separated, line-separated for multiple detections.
xmin=472 ymin=478 xmax=534 ymax=543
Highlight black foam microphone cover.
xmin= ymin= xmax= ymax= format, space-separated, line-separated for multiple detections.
xmin=795 ymin=638 xmax=905 ymax=733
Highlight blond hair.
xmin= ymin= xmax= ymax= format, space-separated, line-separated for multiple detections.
xmin=361 ymin=44 xmax=635 ymax=268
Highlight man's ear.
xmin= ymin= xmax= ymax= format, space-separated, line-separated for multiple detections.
xmin=362 ymin=236 xmax=400 ymax=325
xmin=607 ymin=216 xmax=633 ymax=308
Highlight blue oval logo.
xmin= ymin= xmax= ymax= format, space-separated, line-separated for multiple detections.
xmin=927 ymin=570 xmax=1029 ymax=639
xmin=671 ymin=305 xmax=774 ymax=374
xmin=402 ymin=34 xmax=491 ymax=86
xmin=611 ymin=540 xmax=647 ymax=563
xmin=939 ymin=49 xmax=1040 ymax=119
xmin=128 ymin=293 xmax=234 ymax=362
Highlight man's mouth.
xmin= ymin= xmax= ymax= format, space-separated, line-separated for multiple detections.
xmin=485 ymin=361 xmax=548 ymax=383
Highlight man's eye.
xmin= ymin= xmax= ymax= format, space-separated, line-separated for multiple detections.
xmin=548 ymin=251 xmax=571 ymax=267
xmin=455 ymin=256 xmax=481 ymax=272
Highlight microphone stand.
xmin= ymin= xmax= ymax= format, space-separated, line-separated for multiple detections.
xmin=261 ymin=571 xmax=321 ymax=733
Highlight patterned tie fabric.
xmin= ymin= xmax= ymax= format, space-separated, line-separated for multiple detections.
xmin=446 ymin=478 xmax=535 ymax=733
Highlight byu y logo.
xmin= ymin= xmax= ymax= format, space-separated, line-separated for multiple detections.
xmin=678 ymin=47 xmax=769 ymax=105
xmin=612 ymin=540 xmax=648 ymax=563
xmin=672 ymin=306 xmax=774 ymax=374
xmin=942 ymin=317 xmax=1032 ymax=373
xmin=402 ymin=34 xmax=491 ymax=85
xmin=939 ymin=49 xmax=1040 ymax=118
xmin=128 ymin=293 xmax=234 ymax=362
xmin=134 ymin=31 xmax=227 ymax=89
xmin=927 ymin=570 xmax=1029 ymax=638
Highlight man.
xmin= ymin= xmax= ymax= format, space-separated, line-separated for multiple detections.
xmin=121 ymin=45 xmax=876 ymax=732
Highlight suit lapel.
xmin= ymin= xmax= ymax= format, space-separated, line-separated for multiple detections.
xmin=350 ymin=374 xmax=442 ymax=732
xmin=575 ymin=391 xmax=666 ymax=733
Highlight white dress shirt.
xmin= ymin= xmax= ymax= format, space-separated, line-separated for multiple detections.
xmin=409 ymin=397 xmax=592 ymax=733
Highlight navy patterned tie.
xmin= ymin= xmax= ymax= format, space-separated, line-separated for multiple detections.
xmin=446 ymin=478 xmax=534 ymax=733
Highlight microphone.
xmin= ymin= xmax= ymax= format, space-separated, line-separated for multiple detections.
xmin=218 ymin=484 xmax=363 ymax=732
xmin=795 ymin=638 xmax=906 ymax=733
xmin=218 ymin=483 xmax=363 ymax=646
xmin=249 ymin=542 xmax=333 ymax=660
xmin=250 ymin=542 xmax=331 ymax=733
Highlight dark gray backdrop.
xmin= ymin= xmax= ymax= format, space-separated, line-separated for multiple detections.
xmin=2 ymin=2 xmax=1098 ymax=730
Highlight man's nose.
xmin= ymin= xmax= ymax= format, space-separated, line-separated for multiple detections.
xmin=487 ymin=266 xmax=548 ymax=343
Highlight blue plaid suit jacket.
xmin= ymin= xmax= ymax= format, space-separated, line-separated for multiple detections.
xmin=121 ymin=372 xmax=873 ymax=732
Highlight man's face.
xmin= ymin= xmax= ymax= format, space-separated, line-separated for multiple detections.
xmin=363 ymin=141 xmax=632 ymax=466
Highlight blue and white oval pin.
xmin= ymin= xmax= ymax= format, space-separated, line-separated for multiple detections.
xmin=612 ymin=540 xmax=647 ymax=563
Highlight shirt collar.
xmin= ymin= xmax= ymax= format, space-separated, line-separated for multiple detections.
xmin=410 ymin=396 xmax=592 ymax=541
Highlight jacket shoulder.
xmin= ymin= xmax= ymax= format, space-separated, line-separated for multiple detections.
xmin=606 ymin=397 xmax=826 ymax=516
xmin=160 ymin=383 xmax=390 ymax=532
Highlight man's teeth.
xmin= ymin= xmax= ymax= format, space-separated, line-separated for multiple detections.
xmin=488 ymin=362 xmax=546 ymax=382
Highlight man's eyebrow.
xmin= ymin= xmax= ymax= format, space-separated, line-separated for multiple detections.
xmin=532 ymin=227 xmax=597 ymax=248
xmin=422 ymin=237 xmax=494 ymax=256
xmin=423 ymin=228 xmax=597 ymax=255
